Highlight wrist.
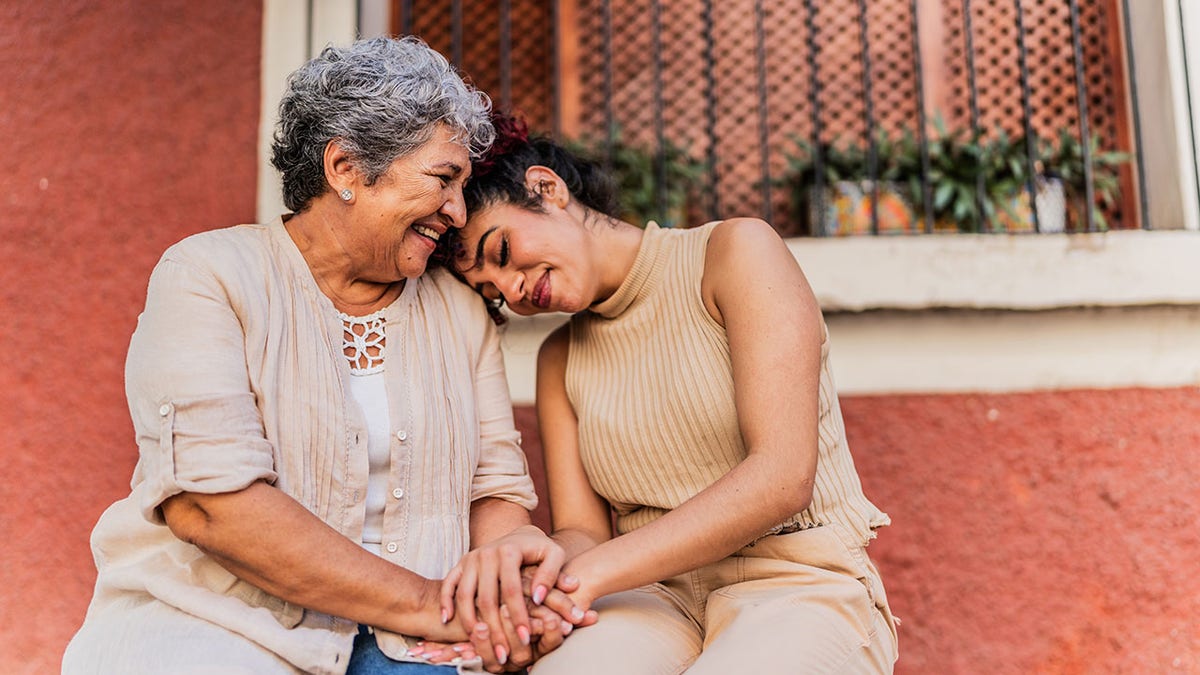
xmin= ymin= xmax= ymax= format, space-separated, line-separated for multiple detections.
xmin=385 ymin=577 xmax=462 ymax=641
xmin=562 ymin=553 xmax=609 ymax=606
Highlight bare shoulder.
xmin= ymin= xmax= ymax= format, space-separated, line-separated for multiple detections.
xmin=702 ymin=218 xmax=810 ymax=321
xmin=704 ymin=217 xmax=800 ymax=279
xmin=707 ymin=217 xmax=785 ymax=257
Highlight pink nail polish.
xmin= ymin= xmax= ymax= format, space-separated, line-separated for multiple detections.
xmin=532 ymin=585 xmax=547 ymax=605
xmin=441 ymin=609 xmax=449 ymax=624
xmin=518 ymin=625 xmax=531 ymax=646
xmin=495 ymin=645 xmax=508 ymax=665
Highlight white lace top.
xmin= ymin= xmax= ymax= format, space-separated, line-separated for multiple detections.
xmin=342 ymin=309 xmax=386 ymax=375
xmin=341 ymin=309 xmax=390 ymax=553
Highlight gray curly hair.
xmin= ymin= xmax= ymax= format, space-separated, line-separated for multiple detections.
xmin=271 ymin=36 xmax=494 ymax=212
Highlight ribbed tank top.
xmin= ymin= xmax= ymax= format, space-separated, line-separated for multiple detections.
xmin=565 ymin=221 xmax=890 ymax=546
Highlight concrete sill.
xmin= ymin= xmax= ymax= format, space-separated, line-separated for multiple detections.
xmin=786 ymin=229 xmax=1200 ymax=313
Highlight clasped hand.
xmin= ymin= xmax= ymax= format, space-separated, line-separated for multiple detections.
xmin=416 ymin=526 xmax=596 ymax=672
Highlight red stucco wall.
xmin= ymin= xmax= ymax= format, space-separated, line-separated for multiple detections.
xmin=2 ymin=4 xmax=1197 ymax=673
xmin=515 ymin=388 xmax=1200 ymax=673
xmin=0 ymin=2 xmax=262 ymax=671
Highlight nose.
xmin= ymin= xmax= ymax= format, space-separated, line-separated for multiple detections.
xmin=441 ymin=186 xmax=467 ymax=229
xmin=495 ymin=270 xmax=525 ymax=305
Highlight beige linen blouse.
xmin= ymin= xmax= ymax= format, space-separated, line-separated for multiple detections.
xmin=64 ymin=219 xmax=535 ymax=674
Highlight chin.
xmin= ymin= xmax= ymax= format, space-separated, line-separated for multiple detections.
xmin=509 ymin=305 xmax=548 ymax=317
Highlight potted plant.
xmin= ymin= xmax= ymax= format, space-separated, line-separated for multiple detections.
xmin=1042 ymin=129 xmax=1130 ymax=232
xmin=782 ymin=130 xmax=919 ymax=236
xmin=782 ymin=120 xmax=1094 ymax=234
xmin=569 ymin=132 xmax=707 ymax=228
xmin=918 ymin=124 xmax=1066 ymax=234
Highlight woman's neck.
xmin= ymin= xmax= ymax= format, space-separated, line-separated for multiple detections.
xmin=284 ymin=207 xmax=405 ymax=316
xmin=584 ymin=207 xmax=646 ymax=306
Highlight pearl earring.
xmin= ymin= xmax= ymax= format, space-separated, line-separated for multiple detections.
xmin=339 ymin=188 xmax=353 ymax=201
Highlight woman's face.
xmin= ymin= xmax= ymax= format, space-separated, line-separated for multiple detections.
xmin=348 ymin=125 xmax=471 ymax=280
xmin=456 ymin=201 xmax=600 ymax=316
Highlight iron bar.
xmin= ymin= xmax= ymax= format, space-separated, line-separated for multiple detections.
xmin=857 ymin=0 xmax=879 ymax=235
xmin=1014 ymin=0 xmax=1042 ymax=233
xmin=451 ymin=0 xmax=463 ymax=68
xmin=602 ymin=0 xmax=615 ymax=166
xmin=550 ymin=0 xmax=561 ymax=137
xmin=963 ymin=0 xmax=988 ymax=232
xmin=910 ymin=0 xmax=934 ymax=233
xmin=754 ymin=0 xmax=773 ymax=224
xmin=499 ymin=0 xmax=512 ymax=112
xmin=651 ymin=0 xmax=668 ymax=223
xmin=702 ymin=0 xmax=721 ymax=220
xmin=400 ymin=0 xmax=413 ymax=36
xmin=1067 ymin=0 xmax=1096 ymax=232
xmin=804 ymin=0 xmax=825 ymax=236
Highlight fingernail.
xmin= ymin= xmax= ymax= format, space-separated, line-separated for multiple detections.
xmin=518 ymin=625 xmax=531 ymax=646
xmin=452 ymin=645 xmax=465 ymax=653
xmin=571 ymin=607 xmax=585 ymax=622
xmin=564 ymin=575 xmax=579 ymax=585
xmin=495 ymin=645 xmax=508 ymax=665
xmin=532 ymin=585 xmax=547 ymax=605
xmin=441 ymin=609 xmax=449 ymax=624
xmin=562 ymin=622 xmax=573 ymax=635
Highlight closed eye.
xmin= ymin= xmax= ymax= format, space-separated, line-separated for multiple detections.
xmin=499 ymin=237 xmax=509 ymax=267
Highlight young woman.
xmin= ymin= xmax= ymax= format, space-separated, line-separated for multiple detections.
xmin=440 ymin=116 xmax=899 ymax=674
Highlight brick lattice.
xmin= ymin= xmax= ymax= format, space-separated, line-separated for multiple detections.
xmin=402 ymin=0 xmax=1136 ymax=233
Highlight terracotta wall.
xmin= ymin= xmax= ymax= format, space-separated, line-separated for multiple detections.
xmin=3 ymin=3 xmax=1197 ymax=673
xmin=0 ymin=2 xmax=262 ymax=672
xmin=517 ymin=387 xmax=1200 ymax=673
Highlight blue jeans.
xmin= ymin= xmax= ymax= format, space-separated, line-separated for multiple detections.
xmin=346 ymin=627 xmax=458 ymax=675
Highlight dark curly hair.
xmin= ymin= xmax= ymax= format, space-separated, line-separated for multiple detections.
xmin=434 ymin=112 xmax=621 ymax=323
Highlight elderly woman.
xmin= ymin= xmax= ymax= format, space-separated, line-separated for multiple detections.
xmin=63 ymin=38 xmax=581 ymax=675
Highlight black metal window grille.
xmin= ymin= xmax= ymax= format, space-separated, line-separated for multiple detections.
xmin=395 ymin=0 xmax=1147 ymax=236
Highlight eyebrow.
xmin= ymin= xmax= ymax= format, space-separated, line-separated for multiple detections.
xmin=472 ymin=226 xmax=498 ymax=275
xmin=431 ymin=161 xmax=466 ymax=176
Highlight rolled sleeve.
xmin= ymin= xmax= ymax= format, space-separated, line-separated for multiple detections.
xmin=127 ymin=254 xmax=277 ymax=523
xmin=468 ymin=314 xmax=537 ymax=510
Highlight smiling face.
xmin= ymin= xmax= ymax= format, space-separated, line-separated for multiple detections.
xmin=455 ymin=201 xmax=602 ymax=316
xmin=344 ymin=124 xmax=472 ymax=281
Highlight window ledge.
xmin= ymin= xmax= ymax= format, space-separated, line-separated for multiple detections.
xmin=786 ymin=229 xmax=1200 ymax=312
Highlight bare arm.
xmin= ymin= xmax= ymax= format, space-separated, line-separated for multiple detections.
xmin=162 ymin=481 xmax=465 ymax=642
xmin=537 ymin=325 xmax=616 ymax=561
xmin=554 ymin=218 xmax=823 ymax=608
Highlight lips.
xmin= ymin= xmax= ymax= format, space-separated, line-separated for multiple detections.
xmin=412 ymin=224 xmax=441 ymax=242
xmin=531 ymin=270 xmax=551 ymax=309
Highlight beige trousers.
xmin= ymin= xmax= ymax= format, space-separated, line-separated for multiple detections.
xmin=531 ymin=524 xmax=898 ymax=675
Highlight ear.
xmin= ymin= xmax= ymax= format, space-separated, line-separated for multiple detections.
xmin=524 ymin=165 xmax=570 ymax=209
xmin=323 ymin=140 xmax=359 ymax=198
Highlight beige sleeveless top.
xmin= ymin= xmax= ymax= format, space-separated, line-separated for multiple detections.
xmin=565 ymin=221 xmax=889 ymax=547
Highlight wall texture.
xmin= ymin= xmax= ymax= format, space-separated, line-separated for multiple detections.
xmin=3 ymin=3 xmax=1197 ymax=674
xmin=514 ymin=387 xmax=1200 ymax=674
xmin=0 ymin=2 xmax=262 ymax=672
